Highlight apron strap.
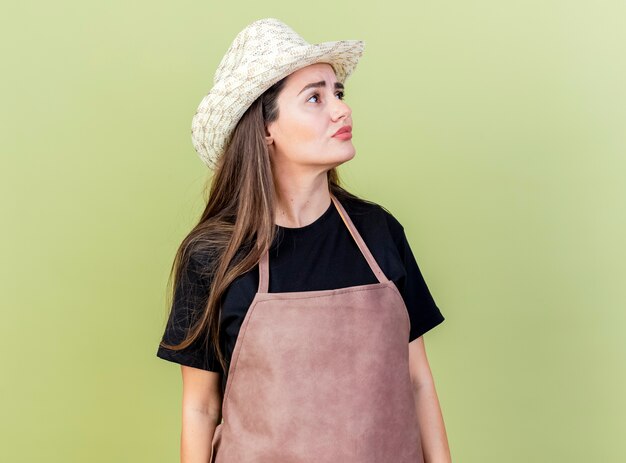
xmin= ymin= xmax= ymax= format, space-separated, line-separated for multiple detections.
xmin=330 ymin=193 xmax=388 ymax=285
xmin=257 ymin=193 xmax=389 ymax=293
xmin=258 ymin=249 xmax=270 ymax=294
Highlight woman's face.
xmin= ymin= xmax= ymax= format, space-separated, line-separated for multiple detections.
xmin=265 ymin=62 xmax=355 ymax=171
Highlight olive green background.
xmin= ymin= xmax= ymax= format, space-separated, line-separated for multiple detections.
xmin=2 ymin=1 xmax=624 ymax=462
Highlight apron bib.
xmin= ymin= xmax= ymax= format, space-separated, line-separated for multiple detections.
xmin=210 ymin=193 xmax=423 ymax=462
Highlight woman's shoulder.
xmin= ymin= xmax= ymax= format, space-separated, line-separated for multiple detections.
xmin=337 ymin=192 xmax=405 ymax=237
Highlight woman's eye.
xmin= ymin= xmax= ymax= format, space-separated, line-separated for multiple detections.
xmin=307 ymin=91 xmax=346 ymax=103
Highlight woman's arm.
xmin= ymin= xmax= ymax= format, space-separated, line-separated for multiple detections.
xmin=408 ymin=336 xmax=452 ymax=463
xmin=180 ymin=365 xmax=223 ymax=463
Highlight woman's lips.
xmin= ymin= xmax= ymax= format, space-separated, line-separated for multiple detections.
xmin=332 ymin=126 xmax=353 ymax=140
xmin=333 ymin=131 xmax=353 ymax=140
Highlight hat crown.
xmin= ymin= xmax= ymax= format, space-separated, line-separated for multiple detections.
xmin=213 ymin=18 xmax=309 ymax=85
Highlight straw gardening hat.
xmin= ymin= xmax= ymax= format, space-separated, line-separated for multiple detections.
xmin=190 ymin=17 xmax=366 ymax=169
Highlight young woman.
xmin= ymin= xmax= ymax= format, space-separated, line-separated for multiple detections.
xmin=157 ymin=17 xmax=451 ymax=463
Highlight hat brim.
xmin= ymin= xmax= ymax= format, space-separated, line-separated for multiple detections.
xmin=237 ymin=39 xmax=365 ymax=85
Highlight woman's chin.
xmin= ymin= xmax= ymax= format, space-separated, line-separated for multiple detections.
xmin=329 ymin=149 xmax=356 ymax=167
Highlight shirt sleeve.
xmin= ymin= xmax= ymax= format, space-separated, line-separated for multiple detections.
xmin=156 ymin=252 xmax=223 ymax=373
xmin=392 ymin=221 xmax=446 ymax=342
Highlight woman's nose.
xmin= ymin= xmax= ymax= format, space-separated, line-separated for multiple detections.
xmin=331 ymin=99 xmax=351 ymax=121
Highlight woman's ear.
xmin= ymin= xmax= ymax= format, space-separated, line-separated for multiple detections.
xmin=264 ymin=124 xmax=274 ymax=146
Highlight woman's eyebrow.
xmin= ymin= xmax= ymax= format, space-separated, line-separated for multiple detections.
xmin=298 ymin=81 xmax=344 ymax=95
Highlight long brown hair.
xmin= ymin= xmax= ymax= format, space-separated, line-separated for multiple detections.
xmin=160 ymin=75 xmax=365 ymax=374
